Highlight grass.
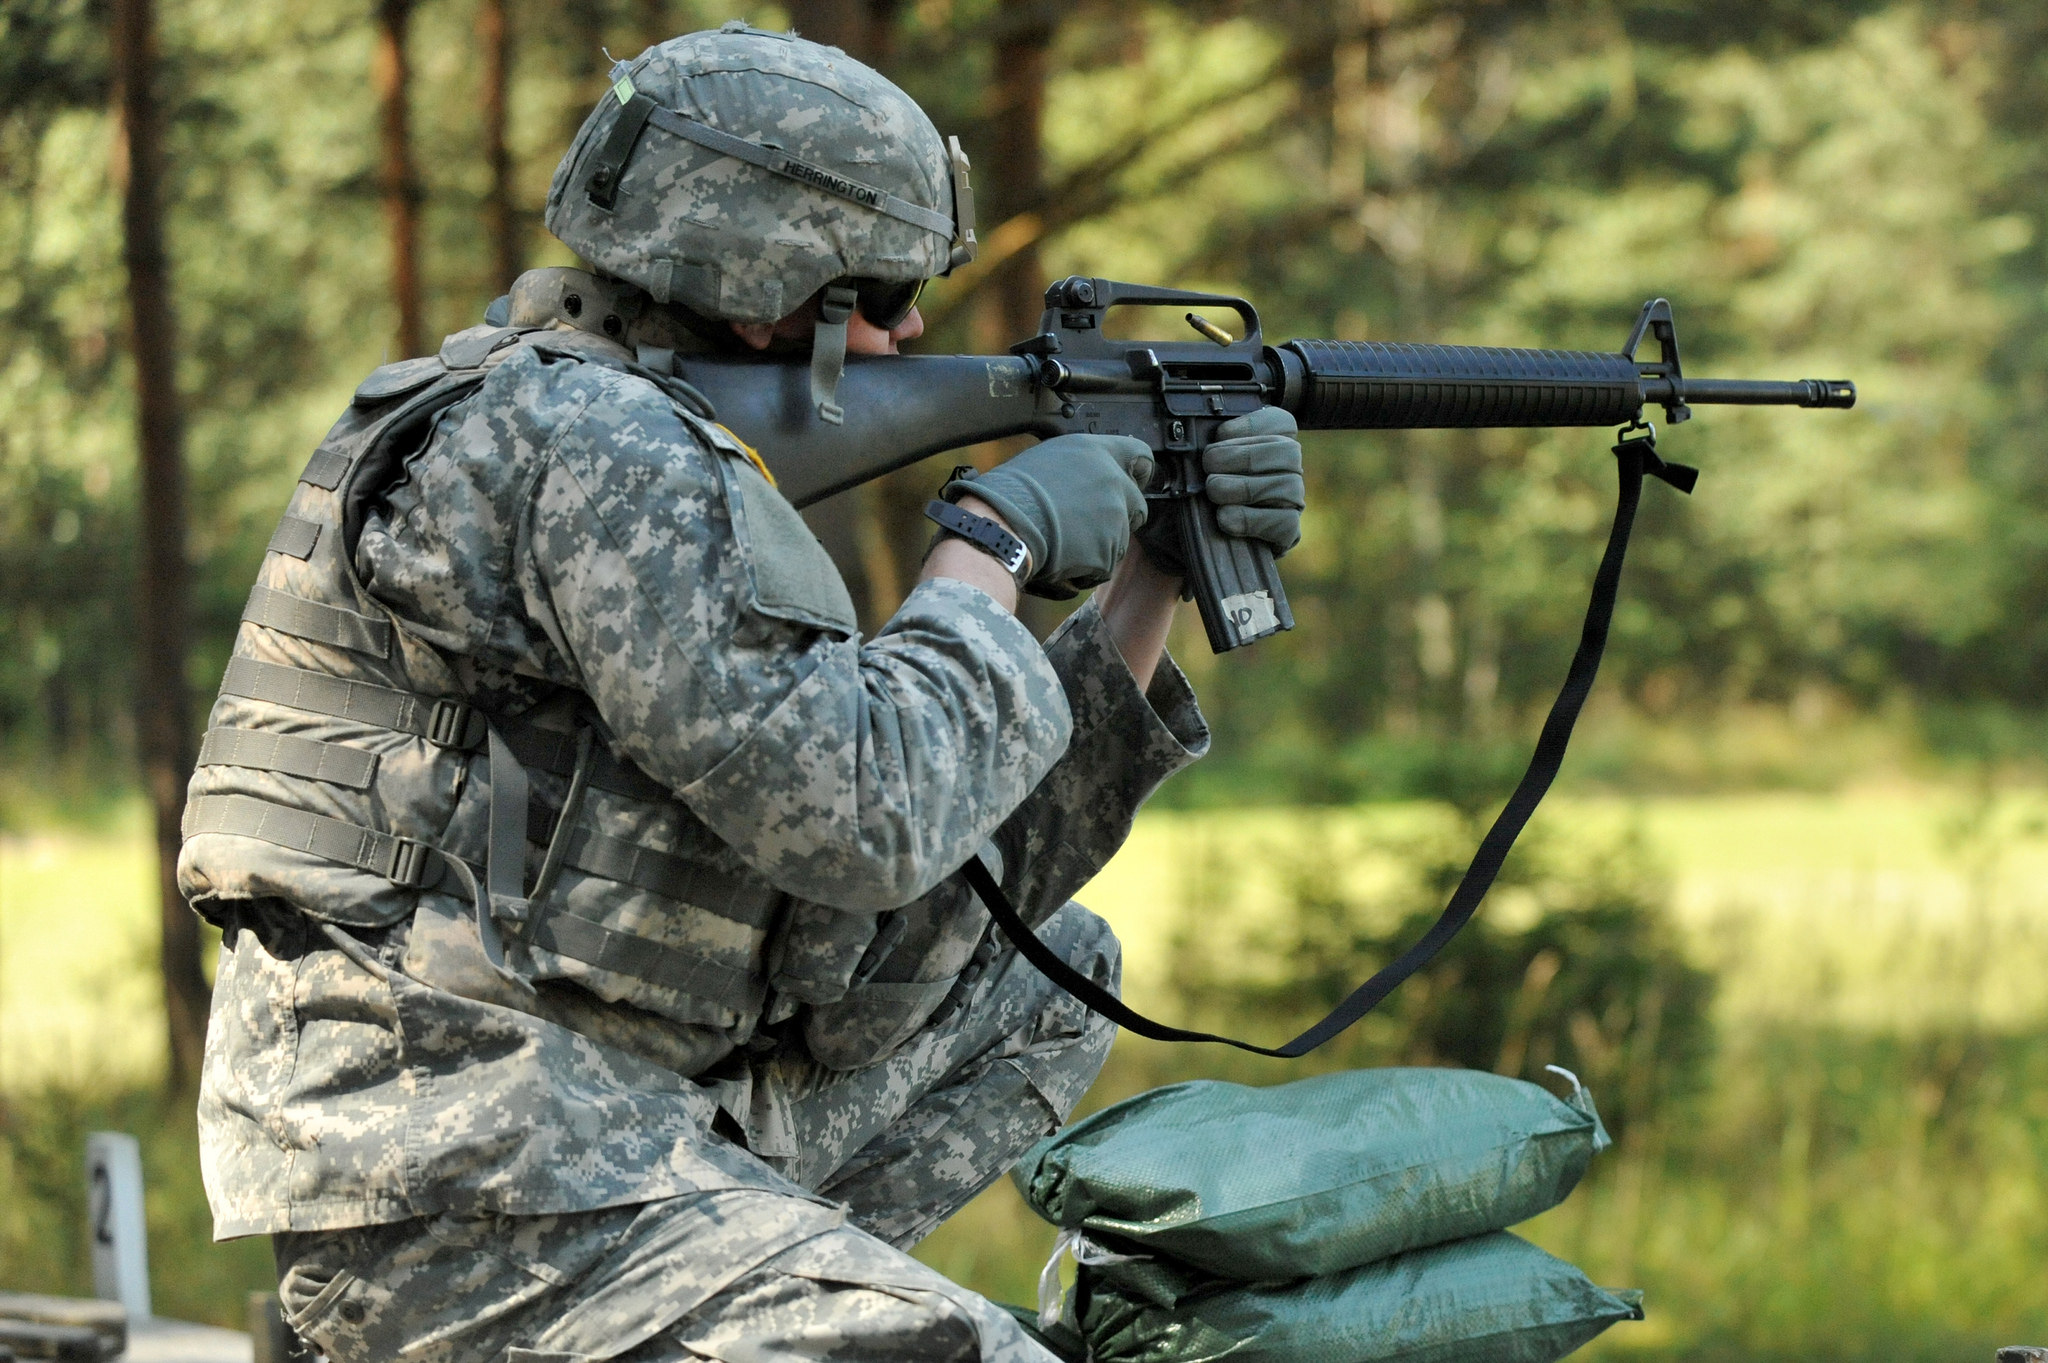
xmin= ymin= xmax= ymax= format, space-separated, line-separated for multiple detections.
xmin=926 ymin=786 xmax=2048 ymax=1359
xmin=0 ymin=801 xmax=168 ymax=1091
xmin=0 ymin=1081 xmax=274 ymax=1323
xmin=5 ymin=785 xmax=2048 ymax=1353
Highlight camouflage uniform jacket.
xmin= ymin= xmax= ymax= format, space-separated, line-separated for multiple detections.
xmin=196 ymin=328 xmax=1208 ymax=1238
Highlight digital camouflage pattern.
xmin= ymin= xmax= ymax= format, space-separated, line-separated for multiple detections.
xmin=175 ymin=356 xmax=490 ymax=934
xmin=268 ymin=904 xmax=1120 ymax=1363
xmin=197 ymin=320 xmax=1209 ymax=1285
xmin=546 ymin=25 xmax=956 ymax=323
xmin=277 ymin=1197 xmax=1050 ymax=1363
xmin=181 ymin=315 xmax=1073 ymax=1053
xmin=196 ymin=23 xmax=1203 ymax=1358
xmin=352 ymin=335 xmax=1070 ymax=909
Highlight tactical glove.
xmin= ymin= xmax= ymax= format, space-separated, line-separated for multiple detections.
xmin=1140 ymin=406 xmax=1306 ymax=574
xmin=944 ymin=434 xmax=1155 ymax=598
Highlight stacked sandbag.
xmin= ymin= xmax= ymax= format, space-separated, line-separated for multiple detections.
xmin=1012 ymin=1067 xmax=1641 ymax=1363
xmin=1078 ymin=1234 xmax=1639 ymax=1363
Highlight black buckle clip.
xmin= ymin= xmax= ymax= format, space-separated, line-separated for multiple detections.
xmin=426 ymin=699 xmax=482 ymax=749
xmin=387 ymin=838 xmax=436 ymax=889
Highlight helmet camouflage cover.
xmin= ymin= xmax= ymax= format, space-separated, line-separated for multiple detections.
xmin=546 ymin=22 xmax=975 ymax=327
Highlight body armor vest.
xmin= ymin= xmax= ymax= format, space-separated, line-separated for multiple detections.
xmin=177 ymin=324 xmax=885 ymax=1050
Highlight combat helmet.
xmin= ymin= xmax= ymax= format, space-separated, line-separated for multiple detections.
xmin=545 ymin=21 xmax=976 ymax=423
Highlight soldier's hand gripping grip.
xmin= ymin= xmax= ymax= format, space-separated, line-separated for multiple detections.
xmin=1156 ymin=408 xmax=1306 ymax=652
xmin=944 ymin=433 xmax=1155 ymax=598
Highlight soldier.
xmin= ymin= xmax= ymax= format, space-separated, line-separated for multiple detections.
xmin=178 ymin=23 xmax=1304 ymax=1363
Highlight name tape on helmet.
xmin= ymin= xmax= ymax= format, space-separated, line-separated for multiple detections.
xmin=779 ymin=158 xmax=882 ymax=209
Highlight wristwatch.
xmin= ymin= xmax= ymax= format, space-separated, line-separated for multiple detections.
xmin=925 ymin=499 xmax=1030 ymax=585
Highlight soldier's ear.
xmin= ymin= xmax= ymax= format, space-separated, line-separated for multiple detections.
xmin=730 ymin=320 xmax=776 ymax=350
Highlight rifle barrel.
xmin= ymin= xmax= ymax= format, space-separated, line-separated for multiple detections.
xmin=1653 ymin=377 xmax=1856 ymax=408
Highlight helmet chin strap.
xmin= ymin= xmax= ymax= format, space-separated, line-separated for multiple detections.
xmin=810 ymin=283 xmax=858 ymax=426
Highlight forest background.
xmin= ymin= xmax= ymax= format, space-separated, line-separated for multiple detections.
xmin=6 ymin=0 xmax=2048 ymax=1357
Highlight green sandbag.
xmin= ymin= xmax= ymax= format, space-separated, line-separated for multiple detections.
xmin=999 ymin=1303 xmax=1087 ymax=1363
xmin=1078 ymin=1231 xmax=1643 ymax=1363
xmin=1014 ymin=1068 xmax=1608 ymax=1281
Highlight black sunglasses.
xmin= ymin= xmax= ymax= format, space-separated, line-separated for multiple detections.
xmin=841 ymin=276 xmax=926 ymax=330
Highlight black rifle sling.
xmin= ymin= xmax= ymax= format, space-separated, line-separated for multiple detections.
xmin=961 ymin=428 xmax=1696 ymax=1058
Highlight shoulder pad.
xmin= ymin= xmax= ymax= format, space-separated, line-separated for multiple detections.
xmin=525 ymin=327 xmax=640 ymax=370
xmin=351 ymin=356 xmax=444 ymax=408
xmin=438 ymin=324 xmax=529 ymax=371
xmin=520 ymin=329 xmax=718 ymax=421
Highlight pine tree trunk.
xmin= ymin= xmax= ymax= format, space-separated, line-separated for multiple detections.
xmin=781 ymin=0 xmax=899 ymax=61
xmin=480 ymin=0 xmax=518 ymax=291
xmin=987 ymin=10 xmax=1053 ymax=346
xmin=976 ymin=8 xmax=1057 ymax=634
xmin=374 ymin=0 xmax=425 ymax=358
xmin=111 ymin=0 xmax=208 ymax=1092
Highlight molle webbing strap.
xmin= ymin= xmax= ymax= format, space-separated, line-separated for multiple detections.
xmin=522 ymin=799 xmax=780 ymax=928
xmin=219 ymin=657 xmax=486 ymax=750
xmin=501 ymin=726 xmax=670 ymax=802
xmin=183 ymin=793 xmax=449 ymax=890
xmin=552 ymin=826 xmax=781 ymax=927
xmin=299 ymin=449 xmax=350 ymax=490
xmin=485 ymin=726 xmax=533 ymax=934
xmin=522 ymin=908 xmax=763 ymax=1012
xmin=639 ymin=102 xmax=956 ymax=239
xmin=242 ymin=585 xmax=394 ymax=658
xmin=962 ymin=430 xmax=1698 ymax=1058
xmin=199 ymin=727 xmax=379 ymax=790
xmin=267 ymin=517 xmax=322 ymax=560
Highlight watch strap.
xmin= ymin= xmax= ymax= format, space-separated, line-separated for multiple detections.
xmin=924 ymin=499 xmax=1030 ymax=583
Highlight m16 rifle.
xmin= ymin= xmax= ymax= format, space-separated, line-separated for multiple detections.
xmin=677 ymin=277 xmax=1856 ymax=1055
xmin=682 ymin=276 xmax=1855 ymax=653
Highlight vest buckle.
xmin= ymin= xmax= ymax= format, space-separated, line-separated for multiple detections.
xmin=426 ymin=698 xmax=483 ymax=749
xmin=386 ymin=838 xmax=437 ymax=888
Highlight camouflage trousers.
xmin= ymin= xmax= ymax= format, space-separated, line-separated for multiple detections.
xmin=273 ymin=902 xmax=1118 ymax=1363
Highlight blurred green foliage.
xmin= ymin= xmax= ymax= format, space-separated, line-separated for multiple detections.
xmin=8 ymin=0 xmax=2048 ymax=806
xmin=909 ymin=816 xmax=2048 ymax=1358
xmin=0 ymin=1082 xmax=274 ymax=1321
xmin=1161 ymin=821 xmax=1716 ymax=1140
